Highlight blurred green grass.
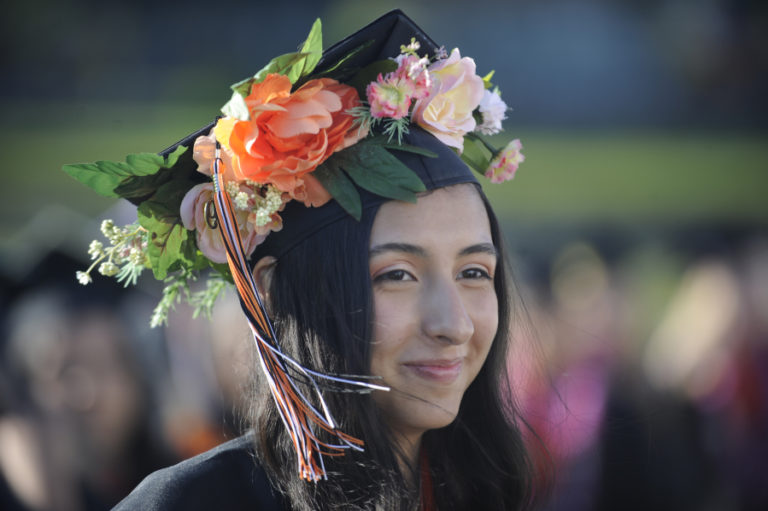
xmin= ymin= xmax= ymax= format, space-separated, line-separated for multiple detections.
xmin=2 ymin=101 xmax=767 ymax=242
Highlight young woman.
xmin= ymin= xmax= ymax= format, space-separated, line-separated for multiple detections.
xmin=67 ymin=9 xmax=538 ymax=510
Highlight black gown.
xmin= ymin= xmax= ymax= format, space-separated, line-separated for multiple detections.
xmin=113 ymin=432 xmax=286 ymax=510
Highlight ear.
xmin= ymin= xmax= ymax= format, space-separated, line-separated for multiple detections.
xmin=251 ymin=256 xmax=277 ymax=306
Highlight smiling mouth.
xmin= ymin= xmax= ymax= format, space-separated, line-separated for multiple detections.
xmin=403 ymin=359 xmax=463 ymax=384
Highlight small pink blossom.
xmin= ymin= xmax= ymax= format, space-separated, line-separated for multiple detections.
xmin=180 ymin=183 xmax=261 ymax=263
xmin=365 ymin=51 xmax=432 ymax=120
xmin=485 ymin=139 xmax=525 ymax=183
xmin=366 ymin=74 xmax=412 ymax=119
xmin=393 ymin=54 xmax=431 ymax=100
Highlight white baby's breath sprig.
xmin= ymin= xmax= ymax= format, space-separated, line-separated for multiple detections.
xmin=76 ymin=221 xmax=149 ymax=287
xmin=76 ymin=271 xmax=92 ymax=285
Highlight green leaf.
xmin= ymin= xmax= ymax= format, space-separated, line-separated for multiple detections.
xmin=221 ymin=91 xmax=250 ymax=120
xmin=313 ymin=162 xmax=362 ymax=220
xmin=165 ymin=145 xmax=189 ymax=168
xmin=62 ymin=148 xmax=188 ymax=198
xmin=299 ymin=18 xmax=323 ymax=77
xmin=482 ymin=70 xmax=495 ymax=89
xmin=343 ymin=144 xmax=426 ymax=201
xmin=317 ymin=141 xmax=426 ymax=212
xmin=136 ymin=180 xmax=193 ymax=279
xmin=460 ymin=136 xmax=492 ymax=175
xmin=229 ymin=52 xmax=313 ymax=99
xmin=114 ymin=146 xmax=193 ymax=202
xmin=62 ymin=162 xmax=124 ymax=197
xmin=367 ymin=136 xmax=438 ymax=158
xmin=114 ymin=170 xmax=173 ymax=200
xmin=126 ymin=153 xmax=164 ymax=173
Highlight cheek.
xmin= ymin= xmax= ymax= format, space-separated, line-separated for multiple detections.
xmin=467 ymin=291 xmax=499 ymax=370
xmin=369 ymin=293 xmax=412 ymax=375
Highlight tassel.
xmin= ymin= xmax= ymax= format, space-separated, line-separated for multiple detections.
xmin=210 ymin=142 xmax=388 ymax=481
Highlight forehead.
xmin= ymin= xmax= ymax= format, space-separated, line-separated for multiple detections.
xmin=369 ymin=184 xmax=492 ymax=248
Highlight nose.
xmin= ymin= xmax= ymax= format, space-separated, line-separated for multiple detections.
xmin=420 ymin=277 xmax=474 ymax=344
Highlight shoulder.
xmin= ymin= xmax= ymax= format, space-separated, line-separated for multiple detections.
xmin=113 ymin=432 xmax=285 ymax=511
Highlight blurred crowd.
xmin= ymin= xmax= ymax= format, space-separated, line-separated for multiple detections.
xmin=0 ymin=251 xmax=253 ymax=511
xmin=1 ymin=226 xmax=766 ymax=510
xmin=509 ymin=227 xmax=768 ymax=511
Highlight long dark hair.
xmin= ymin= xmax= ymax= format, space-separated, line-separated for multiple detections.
xmin=249 ymin=184 xmax=537 ymax=510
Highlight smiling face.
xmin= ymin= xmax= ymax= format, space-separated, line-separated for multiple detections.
xmin=368 ymin=184 xmax=499 ymax=447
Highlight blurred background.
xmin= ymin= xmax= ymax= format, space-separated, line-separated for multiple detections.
xmin=1 ymin=0 xmax=766 ymax=509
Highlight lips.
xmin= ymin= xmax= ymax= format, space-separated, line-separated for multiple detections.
xmin=402 ymin=358 xmax=463 ymax=384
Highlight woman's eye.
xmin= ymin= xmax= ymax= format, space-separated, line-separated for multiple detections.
xmin=459 ymin=267 xmax=492 ymax=280
xmin=373 ymin=269 xmax=414 ymax=282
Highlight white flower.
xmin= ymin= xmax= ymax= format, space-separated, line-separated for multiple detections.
xmin=76 ymin=271 xmax=92 ymax=285
xmin=234 ymin=191 xmax=250 ymax=210
xmin=476 ymin=89 xmax=508 ymax=135
xmin=129 ymin=247 xmax=144 ymax=266
xmin=88 ymin=240 xmax=104 ymax=260
xmin=99 ymin=262 xmax=119 ymax=276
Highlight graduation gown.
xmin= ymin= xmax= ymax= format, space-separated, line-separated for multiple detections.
xmin=113 ymin=433 xmax=286 ymax=510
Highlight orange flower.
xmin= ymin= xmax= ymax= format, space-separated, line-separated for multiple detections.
xmin=216 ymin=74 xmax=366 ymax=206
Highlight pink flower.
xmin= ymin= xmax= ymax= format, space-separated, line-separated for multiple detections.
xmin=366 ymin=74 xmax=412 ymax=119
xmin=365 ymin=52 xmax=431 ymax=120
xmin=412 ymin=48 xmax=484 ymax=151
xmin=485 ymin=139 xmax=525 ymax=183
xmin=476 ymin=89 xmax=508 ymax=136
xmin=393 ymin=54 xmax=431 ymax=100
xmin=180 ymin=183 xmax=262 ymax=263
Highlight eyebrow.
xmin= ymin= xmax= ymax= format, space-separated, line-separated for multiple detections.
xmin=458 ymin=243 xmax=498 ymax=258
xmin=368 ymin=242 xmax=497 ymax=259
xmin=369 ymin=242 xmax=426 ymax=258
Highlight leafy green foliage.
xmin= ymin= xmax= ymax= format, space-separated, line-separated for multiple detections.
xmin=375 ymin=139 xmax=439 ymax=159
xmin=62 ymin=146 xmax=188 ymax=199
xmin=313 ymin=161 xmax=362 ymax=219
xmin=314 ymin=139 xmax=426 ymax=219
xmin=299 ymin=18 xmax=323 ymax=77
xmin=136 ymin=179 xmax=195 ymax=279
xmin=461 ymin=134 xmax=493 ymax=175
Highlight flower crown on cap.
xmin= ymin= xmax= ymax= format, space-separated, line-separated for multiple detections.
xmin=63 ymin=11 xmax=524 ymax=482
xmin=65 ymin=19 xmax=523 ymax=325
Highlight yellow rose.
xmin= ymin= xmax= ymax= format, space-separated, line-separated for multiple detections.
xmin=412 ymin=49 xmax=484 ymax=151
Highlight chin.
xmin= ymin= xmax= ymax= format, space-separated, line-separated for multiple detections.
xmin=375 ymin=390 xmax=463 ymax=437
